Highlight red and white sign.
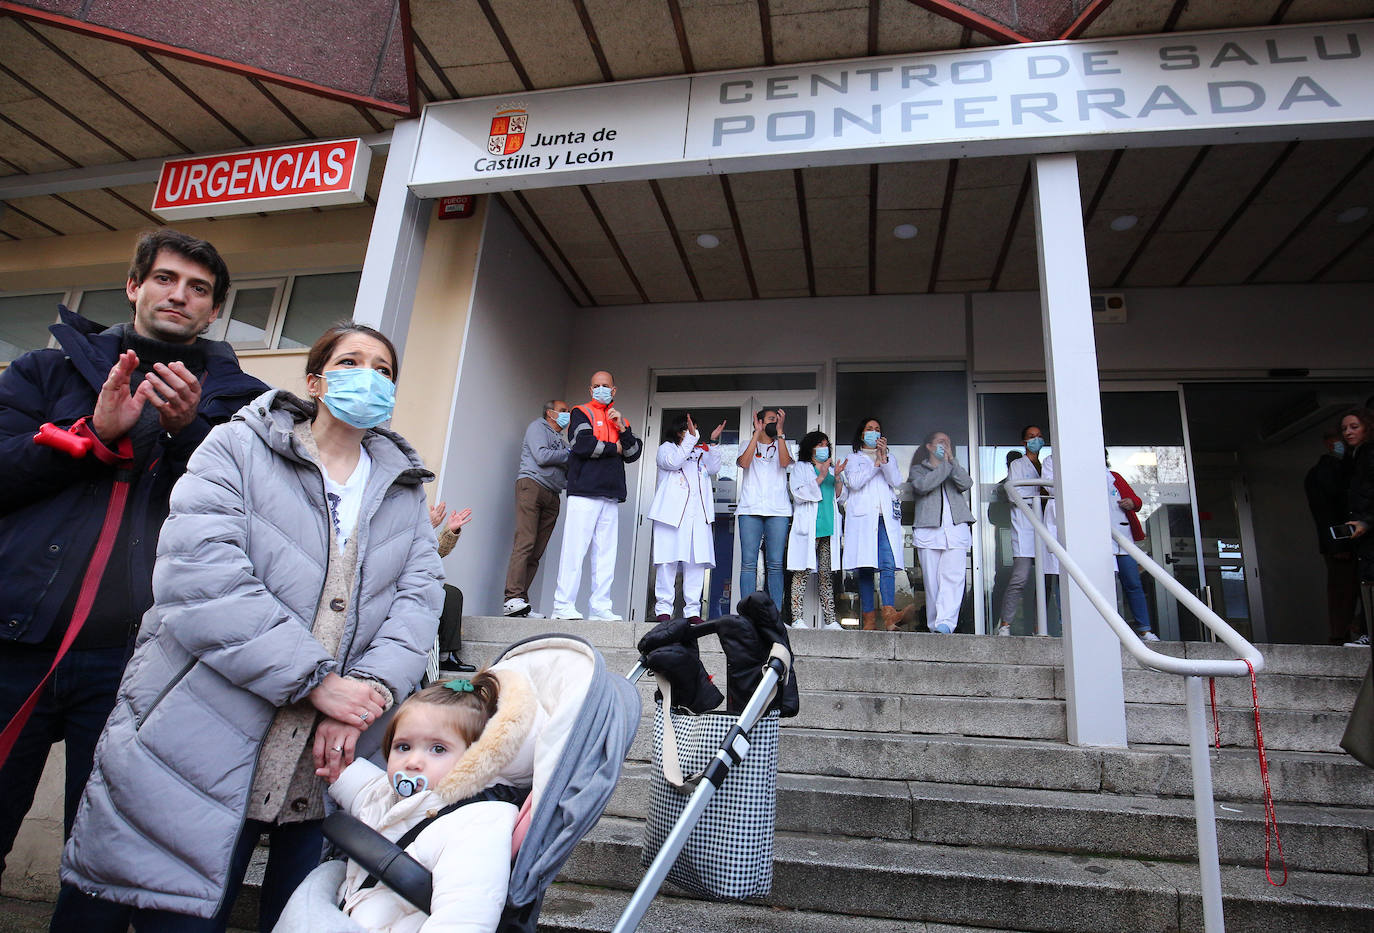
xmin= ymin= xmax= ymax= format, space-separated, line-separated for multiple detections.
xmin=151 ymin=138 xmax=371 ymax=220
xmin=437 ymin=195 xmax=474 ymax=219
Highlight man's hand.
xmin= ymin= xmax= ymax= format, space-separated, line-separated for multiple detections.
xmin=1350 ymin=520 xmax=1369 ymax=539
xmin=144 ymin=362 xmax=202 ymax=435
xmin=607 ymin=407 xmax=627 ymax=431
xmin=91 ymin=350 xmax=146 ymax=442
xmin=1118 ymin=498 xmax=1138 ymax=512
xmin=776 ymin=409 xmax=786 ymax=433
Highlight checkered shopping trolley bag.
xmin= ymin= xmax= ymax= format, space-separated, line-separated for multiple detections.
xmin=641 ymin=701 xmax=781 ymax=899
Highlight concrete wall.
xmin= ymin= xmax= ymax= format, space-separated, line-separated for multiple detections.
xmin=433 ymin=200 xmax=575 ymax=616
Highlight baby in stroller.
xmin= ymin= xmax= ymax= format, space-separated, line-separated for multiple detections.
xmin=322 ymin=668 xmax=545 ymax=933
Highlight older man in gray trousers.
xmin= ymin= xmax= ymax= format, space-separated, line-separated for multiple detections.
xmin=503 ymin=399 xmax=571 ymax=617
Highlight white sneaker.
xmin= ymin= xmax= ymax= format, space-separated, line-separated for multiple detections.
xmin=822 ymin=620 xmax=844 ymax=630
xmin=1140 ymin=631 xmax=1160 ymax=642
xmin=589 ymin=611 xmax=623 ymax=622
xmin=503 ymin=597 xmax=531 ymax=617
xmin=787 ymin=620 xmax=809 ymax=629
xmin=1345 ymin=633 xmax=1371 ymax=647
xmin=551 ymin=608 xmax=583 ymax=621
xmin=526 ymin=611 xmax=546 ymax=619
xmin=932 ymin=623 xmax=953 ymax=634
xmin=996 ymin=622 xmax=1012 ymax=636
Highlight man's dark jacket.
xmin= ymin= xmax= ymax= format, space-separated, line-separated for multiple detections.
xmin=0 ymin=307 xmax=268 ymax=645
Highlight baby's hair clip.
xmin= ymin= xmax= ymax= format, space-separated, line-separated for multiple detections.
xmin=444 ymin=678 xmax=475 ymax=693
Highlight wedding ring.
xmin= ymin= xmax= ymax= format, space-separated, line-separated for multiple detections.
xmin=332 ymin=745 xmax=344 ymax=753
xmin=358 ymin=711 xmax=370 ymax=722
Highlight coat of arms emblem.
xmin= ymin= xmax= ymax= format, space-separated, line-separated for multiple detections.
xmin=488 ymin=109 xmax=527 ymax=156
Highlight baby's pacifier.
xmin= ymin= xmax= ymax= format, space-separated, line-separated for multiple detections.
xmin=392 ymin=770 xmax=428 ymax=798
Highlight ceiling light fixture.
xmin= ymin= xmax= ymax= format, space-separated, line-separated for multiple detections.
xmin=1109 ymin=215 xmax=1138 ymax=232
xmin=892 ymin=223 xmax=918 ymax=239
xmin=696 ymin=233 xmax=720 ymax=248
xmin=1336 ymin=206 xmax=1368 ymax=224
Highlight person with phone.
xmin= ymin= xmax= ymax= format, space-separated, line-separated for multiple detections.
xmin=1341 ymin=408 xmax=1374 ymax=647
xmin=735 ymin=408 xmax=793 ymax=610
xmin=1306 ymin=429 xmax=1357 ymax=644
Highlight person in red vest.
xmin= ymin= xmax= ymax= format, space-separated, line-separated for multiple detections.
xmin=551 ymin=371 xmax=642 ymax=620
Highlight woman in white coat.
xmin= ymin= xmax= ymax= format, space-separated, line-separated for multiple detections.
xmin=998 ymin=424 xmax=1050 ymax=636
xmin=908 ymin=430 xmax=975 ymax=634
xmin=786 ymin=430 xmax=845 ymax=630
xmin=646 ymin=413 xmax=724 ymax=622
xmin=841 ymin=417 xmax=904 ymax=631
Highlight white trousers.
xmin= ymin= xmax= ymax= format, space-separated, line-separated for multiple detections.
xmin=553 ymin=496 xmax=618 ymax=616
xmin=654 ymin=561 xmax=707 ymax=618
xmin=919 ymin=546 xmax=968 ymax=632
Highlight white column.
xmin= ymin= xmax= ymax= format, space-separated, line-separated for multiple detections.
xmin=352 ymin=119 xmax=431 ymax=362
xmin=1032 ymin=152 xmax=1127 ymax=748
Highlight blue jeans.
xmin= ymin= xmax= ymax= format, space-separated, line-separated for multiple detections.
xmin=50 ymin=818 xmax=323 ymax=932
xmin=737 ymin=514 xmax=789 ymax=610
xmin=1116 ymin=554 xmax=1153 ymax=634
xmin=0 ymin=643 xmax=129 ymax=877
xmin=857 ymin=516 xmax=897 ymax=612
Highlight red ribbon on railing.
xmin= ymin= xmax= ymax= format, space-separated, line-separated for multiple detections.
xmin=1207 ymin=665 xmax=1287 ymax=887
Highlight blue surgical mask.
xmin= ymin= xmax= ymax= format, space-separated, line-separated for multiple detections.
xmin=591 ymin=386 xmax=613 ymax=404
xmin=1332 ymin=441 xmax=1346 ymax=457
xmin=555 ymin=410 xmax=570 ymax=429
xmin=863 ymin=430 xmax=880 ymax=447
xmin=319 ymin=367 xmax=395 ymax=429
xmin=935 ymin=443 xmax=946 ymax=459
xmin=815 ymin=447 xmax=830 ymax=463
xmin=1026 ymin=437 xmax=1045 ymax=454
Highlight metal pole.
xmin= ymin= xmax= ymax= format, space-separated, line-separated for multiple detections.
xmin=613 ymin=664 xmax=783 ymax=933
xmin=1034 ymin=531 xmax=1048 ymax=636
xmin=1185 ymin=675 xmax=1226 ymax=933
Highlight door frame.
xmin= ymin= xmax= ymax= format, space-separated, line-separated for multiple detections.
xmin=970 ymin=379 xmax=1208 ymax=639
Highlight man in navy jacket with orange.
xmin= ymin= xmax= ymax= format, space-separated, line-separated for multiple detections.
xmin=552 ymin=370 xmax=642 ymax=620
xmin=0 ymin=229 xmax=267 ymax=881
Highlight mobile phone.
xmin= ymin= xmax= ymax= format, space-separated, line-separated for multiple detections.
xmin=1330 ymin=523 xmax=1355 ymax=540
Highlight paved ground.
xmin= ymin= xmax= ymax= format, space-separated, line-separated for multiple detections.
xmin=0 ymin=896 xmax=253 ymax=932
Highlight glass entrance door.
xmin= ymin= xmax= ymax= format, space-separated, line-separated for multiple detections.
xmin=974 ymin=387 xmax=1205 ymax=640
xmin=631 ymin=390 xmax=818 ymax=622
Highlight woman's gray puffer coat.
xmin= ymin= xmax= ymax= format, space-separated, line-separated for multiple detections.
xmin=59 ymin=389 xmax=444 ymax=918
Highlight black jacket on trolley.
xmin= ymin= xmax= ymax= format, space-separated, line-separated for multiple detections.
xmin=564 ymin=403 xmax=642 ymax=502
xmin=0 ymin=307 xmax=268 ymax=645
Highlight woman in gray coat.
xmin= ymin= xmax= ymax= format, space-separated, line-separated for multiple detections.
xmin=54 ymin=324 xmax=444 ymax=931
xmin=908 ymin=430 xmax=975 ymax=634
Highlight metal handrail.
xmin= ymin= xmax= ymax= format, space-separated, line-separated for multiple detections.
xmin=1005 ymin=477 xmax=1264 ymax=676
xmin=1003 ymin=475 xmax=1267 ymax=933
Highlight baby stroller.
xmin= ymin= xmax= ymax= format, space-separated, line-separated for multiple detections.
xmin=274 ymin=632 xmax=640 ymax=932
xmin=276 ymin=596 xmax=794 ymax=932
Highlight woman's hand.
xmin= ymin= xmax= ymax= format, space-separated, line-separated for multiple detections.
xmin=1350 ymin=520 xmax=1369 ymax=539
xmin=685 ymin=413 xmax=697 ymax=438
xmin=1118 ymin=498 xmax=1138 ymax=512
xmin=445 ymin=507 xmax=473 ymax=534
xmin=875 ymin=437 xmax=889 ymax=464
xmin=429 ymin=500 xmax=447 ymax=530
xmin=816 ymin=458 xmax=831 ymax=478
xmin=834 ymin=457 xmax=848 ymax=477
xmin=313 ymin=718 xmax=364 ymax=783
xmin=710 ymin=420 xmax=726 ymax=442
xmin=308 ymin=672 xmax=386 ymax=727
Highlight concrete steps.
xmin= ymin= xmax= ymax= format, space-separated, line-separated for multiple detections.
xmin=558 ymin=815 xmax=1374 ymax=933
xmin=453 ymin=617 xmax=1372 ymax=931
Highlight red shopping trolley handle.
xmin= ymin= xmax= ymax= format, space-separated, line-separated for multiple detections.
xmin=35 ymin=422 xmax=93 ymax=458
